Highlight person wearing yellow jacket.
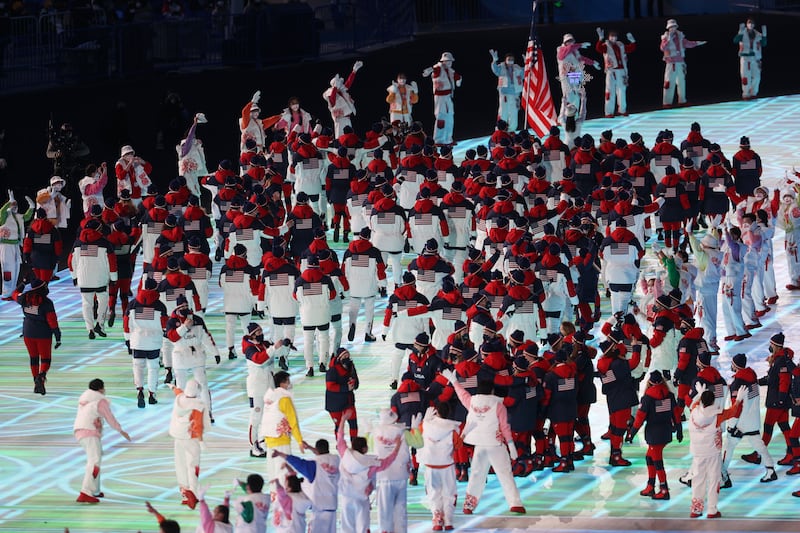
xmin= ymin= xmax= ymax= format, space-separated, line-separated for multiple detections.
xmin=261 ymin=370 xmax=307 ymax=486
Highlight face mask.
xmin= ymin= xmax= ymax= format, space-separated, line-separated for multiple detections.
xmin=290 ymin=104 xmax=299 ymax=111
xmin=505 ymin=59 xmax=514 ymax=65
xmin=398 ymin=78 xmax=406 ymax=85
xmin=483 ymin=334 xmax=492 ymax=342
xmin=255 ymin=334 xmax=264 ymax=343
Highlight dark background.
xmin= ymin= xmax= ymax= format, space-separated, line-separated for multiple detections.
xmin=0 ymin=12 xmax=793 ymax=202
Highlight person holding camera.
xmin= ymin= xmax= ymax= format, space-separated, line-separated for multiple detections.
xmin=46 ymin=122 xmax=90 ymax=183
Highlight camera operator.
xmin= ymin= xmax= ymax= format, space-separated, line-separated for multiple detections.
xmin=45 ymin=122 xmax=90 ymax=184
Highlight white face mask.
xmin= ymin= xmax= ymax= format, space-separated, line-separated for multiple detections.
xmin=398 ymin=78 xmax=406 ymax=85
xmin=505 ymin=59 xmax=514 ymax=65
xmin=290 ymin=104 xmax=299 ymax=111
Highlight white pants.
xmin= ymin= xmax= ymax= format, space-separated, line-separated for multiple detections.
xmin=390 ymin=345 xmax=410 ymax=383
xmin=689 ymin=453 xmax=721 ymax=516
xmin=424 ymin=465 xmax=457 ymax=528
xmin=376 ymin=479 xmax=407 ymax=533
xmin=389 ymin=111 xmax=412 ymax=125
xmin=79 ymin=436 xmax=102 ymax=495
xmin=442 ymin=247 xmax=466 ymax=283
xmin=174 ymin=438 xmax=201 ymax=493
xmin=433 ymin=94 xmax=454 ymax=146
xmin=133 ymin=357 xmax=160 ymax=393
xmin=604 ymin=69 xmax=628 ymax=115
xmin=0 ymin=242 xmax=20 ymax=297
xmin=247 ymin=374 xmax=271 ymax=448
xmin=721 ymin=278 xmax=746 ymax=337
xmin=81 ymin=290 xmax=108 ymax=331
xmin=497 ymin=93 xmax=520 ymax=131
xmin=348 ymin=297 xmax=375 ymax=335
xmin=740 ymin=269 xmax=758 ymax=323
xmin=696 ymin=289 xmax=718 ymax=343
xmin=609 ymin=287 xmax=633 ymax=316
xmin=310 ymin=509 xmax=337 ymax=533
xmin=265 ymin=443 xmax=290 ymax=483
xmin=332 ymin=115 xmax=352 ymax=139
xmin=786 ymin=238 xmax=800 ymax=284
xmin=329 ymin=316 xmax=342 ymax=354
xmin=225 ymin=313 xmax=249 ymax=350
xmin=722 ymin=431 xmax=774 ymax=476
xmin=303 ymin=326 xmax=330 ymax=368
xmin=381 ymin=252 xmax=403 ymax=286
xmin=174 ymin=366 xmax=211 ymax=409
xmin=340 ymin=494 xmax=370 ymax=533
xmin=161 ymin=337 xmax=174 ymax=368
xmin=762 ymin=252 xmax=777 ymax=299
xmin=663 ymin=61 xmax=687 ymax=105
xmin=750 ymin=265 xmax=767 ymax=313
xmin=739 ymin=56 xmax=761 ymax=98
xmin=464 ymin=444 xmax=522 ymax=511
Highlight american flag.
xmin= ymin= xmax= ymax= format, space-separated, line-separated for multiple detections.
xmin=184 ymin=220 xmax=200 ymax=232
xmin=404 ymin=170 xmax=418 ymax=183
xmin=610 ymin=242 xmax=630 ymax=255
xmin=270 ymin=272 xmax=290 ymax=286
xmin=746 ymin=383 xmax=759 ymax=399
xmin=376 ymin=212 xmax=395 ymax=225
xmin=525 ymin=387 xmax=537 ymax=399
xmin=601 ymin=369 xmax=617 ymax=384
xmin=303 ymin=282 xmax=323 ymax=296
xmin=415 ymin=212 xmax=433 ymax=226
xmin=522 ymin=6 xmax=557 ymax=138
xmin=80 ymin=244 xmax=99 ymax=257
xmin=147 ymin=222 xmax=163 ymax=235
xmin=516 ymin=301 xmax=534 ymax=313
xmin=460 ymin=375 xmax=478 ymax=389
xmin=296 ymin=218 xmax=313 ymax=230
xmin=401 ymin=392 xmax=421 ymax=403
xmin=333 ymin=168 xmax=350 ymax=181
xmin=166 ymin=287 xmax=185 ymax=301
xmin=416 ymin=269 xmax=435 ymax=282
xmin=34 ymin=234 xmax=52 ymax=244
xmin=350 ymin=254 xmax=370 ymax=268
xmin=557 ymin=377 xmax=575 ymax=391
xmin=135 ymin=306 xmax=155 ymax=320
xmin=23 ymin=304 xmax=40 ymax=315
xmin=442 ymin=306 xmax=462 ymax=321
xmin=189 ymin=268 xmax=207 ymax=280
xmin=237 ymin=228 xmax=254 ymax=240
xmin=225 ymin=270 xmax=245 ymax=283
xmin=655 ymin=398 xmax=672 ymax=413
xmin=713 ymin=383 xmax=724 ymax=398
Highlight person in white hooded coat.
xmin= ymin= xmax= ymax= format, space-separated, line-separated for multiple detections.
xmin=418 ymin=403 xmax=462 ymax=531
xmin=168 ymin=378 xmax=211 ymax=510
xmin=323 ymin=61 xmax=363 ymax=138
xmin=336 ymin=410 xmax=402 ymax=533
xmin=443 ymin=369 xmax=525 ymax=515
xmin=177 ymin=114 xmax=209 ymax=199
xmin=73 ymin=378 xmax=131 ymax=503
xmin=370 ymin=408 xmax=424 ymax=533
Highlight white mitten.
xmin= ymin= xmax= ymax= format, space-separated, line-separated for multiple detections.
xmin=252 ymin=90 xmax=261 ymax=104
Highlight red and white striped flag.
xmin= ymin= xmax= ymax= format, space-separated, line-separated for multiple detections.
xmin=522 ymin=5 xmax=557 ymax=138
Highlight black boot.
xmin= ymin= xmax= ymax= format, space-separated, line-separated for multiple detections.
xmin=409 ymin=468 xmax=418 ymax=486
xmin=164 ymin=367 xmax=173 ymax=384
xmin=342 ymin=230 xmax=350 ymax=242
xmin=228 ymin=347 xmax=238 ymax=360
xmin=137 ymin=388 xmax=145 ymax=408
xmin=333 ymin=225 xmax=340 ymax=243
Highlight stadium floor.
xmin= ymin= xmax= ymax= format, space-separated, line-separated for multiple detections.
xmin=2 ymin=95 xmax=800 ymax=532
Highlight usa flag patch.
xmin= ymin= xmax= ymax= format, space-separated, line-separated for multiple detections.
xmin=184 ymin=220 xmax=200 ymax=232
xmin=404 ymin=171 xmax=418 ymax=183
xmin=237 ymin=228 xmax=254 ymax=240
xmin=557 ymin=377 xmax=575 ymax=391
xmin=416 ymin=269 xmax=435 ymax=282
xmin=189 ymin=268 xmax=207 ymax=281
xmin=303 ymin=282 xmax=323 ymax=296
xmin=654 ymin=155 xmax=671 ymax=167
xmin=135 ymin=306 xmax=155 ymax=320
xmin=225 ymin=270 xmax=245 ymax=283
xmin=80 ymin=244 xmax=99 ymax=257
xmin=401 ymin=392 xmax=421 ymax=403
xmin=34 ymin=234 xmax=52 ymax=244
xmin=448 ymin=206 xmax=466 ymax=219
xmin=295 ymin=218 xmax=313 ymax=230
xmin=333 ymin=168 xmax=350 ymax=181
xmin=516 ymin=301 xmax=534 ymax=313
xmin=601 ymin=369 xmax=617 ymax=384
xmin=655 ymin=398 xmax=672 ymax=413
xmin=270 ymin=273 xmax=290 ymax=286
xmin=166 ymin=287 xmax=185 ymax=301
xmin=376 ymin=212 xmax=395 ymax=225
xmin=414 ymin=212 xmax=432 ymax=226
xmin=350 ymin=255 xmax=370 ymax=268
xmin=610 ymin=242 xmax=630 ymax=255
xmin=442 ymin=307 xmax=462 ymax=321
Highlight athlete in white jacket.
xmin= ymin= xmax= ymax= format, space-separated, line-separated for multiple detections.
xmin=418 ymin=404 xmax=462 ymax=531
xmin=73 ymin=378 xmax=131 ymax=503
xmin=168 ymin=378 xmax=211 ymax=510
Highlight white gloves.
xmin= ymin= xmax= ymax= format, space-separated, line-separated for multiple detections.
xmin=410 ymin=81 xmax=418 ymax=92
xmin=441 ymin=368 xmax=456 ymax=383
xmin=736 ymin=386 xmax=748 ymax=402
xmin=422 ymin=67 xmax=434 ymax=77
xmin=694 ymin=382 xmax=708 ymax=395
xmin=580 ymin=42 xmax=590 ymax=49
xmin=196 ymin=485 xmax=208 ymax=501
xmin=353 ymin=60 xmax=364 ymax=72
xmin=232 ymin=477 xmax=242 ymax=490
xmin=24 ymin=195 xmax=34 ymax=210
xmin=410 ymin=412 xmax=422 ymax=431
xmin=593 ymin=61 xmax=602 ymax=71
xmin=224 ymin=490 xmax=231 ymax=500
xmin=508 ymin=443 xmax=518 ymax=461
xmin=596 ymin=27 xmax=604 ymax=39
xmin=489 ymin=48 xmax=499 ymax=61
xmin=252 ymin=90 xmax=261 ymax=104
xmin=626 ymin=32 xmax=635 ymax=43
xmin=762 ymin=25 xmax=767 ymax=36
